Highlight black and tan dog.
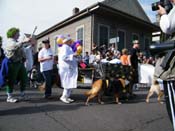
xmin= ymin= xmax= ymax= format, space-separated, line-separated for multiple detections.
xmin=84 ymin=78 xmax=127 ymax=105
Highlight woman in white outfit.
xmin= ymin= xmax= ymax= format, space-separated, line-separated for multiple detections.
xmin=58 ymin=37 xmax=78 ymax=103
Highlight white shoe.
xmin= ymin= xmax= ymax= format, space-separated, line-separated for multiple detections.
xmin=67 ymin=98 xmax=74 ymax=102
xmin=60 ymin=97 xmax=70 ymax=104
xmin=7 ymin=97 xmax=18 ymax=103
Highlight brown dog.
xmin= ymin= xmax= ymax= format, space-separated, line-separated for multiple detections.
xmin=146 ymin=80 xmax=164 ymax=104
xmin=84 ymin=78 xmax=126 ymax=105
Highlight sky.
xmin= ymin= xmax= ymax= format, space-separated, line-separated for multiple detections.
xmin=0 ymin=0 xmax=157 ymax=43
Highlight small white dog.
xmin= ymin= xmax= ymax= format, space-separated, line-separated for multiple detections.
xmin=146 ymin=79 xmax=164 ymax=104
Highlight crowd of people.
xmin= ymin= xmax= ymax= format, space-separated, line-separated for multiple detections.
xmin=0 ymin=29 xmax=79 ymax=104
xmin=0 ymin=25 xmax=158 ymax=103
xmin=0 ymin=26 xmax=151 ymax=104
xmin=86 ymin=42 xmax=156 ymax=67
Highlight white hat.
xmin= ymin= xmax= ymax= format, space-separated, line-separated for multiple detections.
xmin=63 ymin=37 xmax=71 ymax=43
xmin=133 ymin=40 xmax=139 ymax=44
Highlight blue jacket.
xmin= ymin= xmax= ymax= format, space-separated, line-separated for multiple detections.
xmin=0 ymin=58 xmax=10 ymax=87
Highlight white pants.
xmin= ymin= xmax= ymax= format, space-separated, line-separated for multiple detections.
xmin=61 ymin=88 xmax=72 ymax=98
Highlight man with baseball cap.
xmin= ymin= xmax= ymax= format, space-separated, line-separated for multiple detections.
xmin=38 ymin=39 xmax=53 ymax=99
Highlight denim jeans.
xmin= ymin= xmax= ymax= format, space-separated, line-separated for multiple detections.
xmin=42 ymin=70 xmax=52 ymax=97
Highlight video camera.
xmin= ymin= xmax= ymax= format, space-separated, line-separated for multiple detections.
xmin=152 ymin=0 xmax=172 ymax=13
xmin=149 ymin=40 xmax=175 ymax=55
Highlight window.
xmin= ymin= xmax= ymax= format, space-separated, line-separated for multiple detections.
xmin=144 ymin=37 xmax=151 ymax=57
xmin=117 ymin=30 xmax=125 ymax=51
xmin=54 ymin=38 xmax=58 ymax=55
xmin=76 ymin=25 xmax=84 ymax=56
xmin=144 ymin=37 xmax=150 ymax=50
xmin=98 ymin=24 xmax=109 ymax=47
xmin=76 ymin=25 xmax=84 ymax=43
xmin=132 ymin=33 xmax=139 ymax=41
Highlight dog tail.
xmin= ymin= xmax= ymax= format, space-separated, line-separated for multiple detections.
xmin=153 ymin=79 xmax=159 ymax=85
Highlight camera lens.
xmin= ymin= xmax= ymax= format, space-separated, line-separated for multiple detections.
xmin=151 ymin=0 xmax=172 ymax=12
xmin=152 ymin=2 xmax=160 ymax=11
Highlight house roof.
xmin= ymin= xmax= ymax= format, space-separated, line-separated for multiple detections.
xmin=36 ymin=1 xmax=159 ymax=39
xmin=102 ymin=0 xmax=151 ymax=23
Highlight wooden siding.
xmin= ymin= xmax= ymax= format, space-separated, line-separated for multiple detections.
xmin=37 ymin=16 xmax=92 ymax=55
xmin=93 ymin=13 xmax=152 ymax=51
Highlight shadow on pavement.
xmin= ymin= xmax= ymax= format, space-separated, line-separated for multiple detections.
xmin=0 ymin=103 xmax=83 ymax=116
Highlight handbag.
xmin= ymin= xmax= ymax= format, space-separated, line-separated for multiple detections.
xmin=154 ymin=49 xmax=175 ymax=80
xmin=79 ymin=62 xmax=87 ymax=69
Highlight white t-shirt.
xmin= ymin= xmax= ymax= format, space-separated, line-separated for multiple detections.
xmin=38 ymin=48 xmax=53 ymax=72
xmin=160 ymin=4 xmax=175 ymax=34
xmin=89 ymin=54 xmax=96 ymax=64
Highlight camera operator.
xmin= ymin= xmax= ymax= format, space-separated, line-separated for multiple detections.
xmin=158 ymin=0 xmax=175 ymax=35
xmin=157 ymin=0 xmax=175 ymax=130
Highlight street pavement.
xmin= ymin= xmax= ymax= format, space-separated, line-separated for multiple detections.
xmin=0 ymin=87 xmax=173 ymax=131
